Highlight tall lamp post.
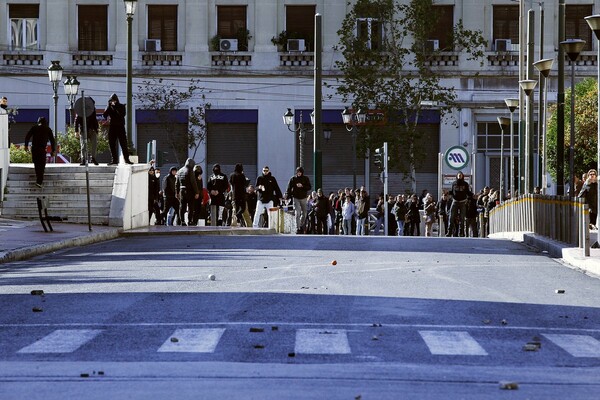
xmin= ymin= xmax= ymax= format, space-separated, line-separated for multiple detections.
xmin=586 ymin=15 xmax=600 ymax=232
xmin=63 ymin=76 xmax=80 ymax=126
xmin=533 ymin=58 xmax=554 ymax=194
xmin=342 ymin=107 xmax=366 ymax=189
xmin=283 ymin=108 xmax=315 ymax=169
xmin=504 ymin=98 xmax=519 ymax=198
xmin=560 ymin=39 xmax=586 ymax=197
xmin=124 ymin=0 xmax=137 ymax=149
xmin=497 ymin=117 xmax=511 ymax=200
xmin=519 ymin=79 xmax=537 ymax=193
xmin=47 ymin=60 xmax=63 ymax=157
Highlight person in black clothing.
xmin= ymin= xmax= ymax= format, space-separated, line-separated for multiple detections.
xmin=162 ymin=167 xmax=180 ymax=225
xmin=229 ymin=163 xmax=250 ymax=226
xmin=148 ymin=167 xmax=162 ymax=224
xmin=579 ymin=169 xmax=599 ymax=228
xmin=176 ymin=158 xmax=200 ymax=225
xmin=102 ymin=93 xmax=132 ymax=165
xmin=314 ymin=188 xmax=330 ymax=235
xmin=192 ymin=165 xmax=205 ymax=225
xmin=246 ymin=185 xmax=257 ymax=222
xmin=253 ymin=166 xmax=283 ymax=228
xmin=75 ymin=101 xmax=99 ymax=165
xmin=436 ymin=192 xmax=449 ymax=236
xmin=24 ymin=117 xmax=55 ymax=188
xmin=285 ymin=166 xmax=312 ymax=233
xmin=207 ymin=163 xmax=229 ymax=226
xmin=447 ymin=171 xmax=473 ymax=237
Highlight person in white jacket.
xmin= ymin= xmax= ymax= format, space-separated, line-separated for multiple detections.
xmin=341 ymin=195 xmax=355 ymax=235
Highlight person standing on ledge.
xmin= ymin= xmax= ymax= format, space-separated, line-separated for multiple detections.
xmin=103 ymin=93 xmax=133 ymax=165
xmin=24 ymin=117 xmax=55 ymax=189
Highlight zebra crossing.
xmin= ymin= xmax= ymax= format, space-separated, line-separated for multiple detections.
xmin=3 ymin=326 xmax=600 ymax=361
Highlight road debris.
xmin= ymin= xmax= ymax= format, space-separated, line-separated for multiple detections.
xmin=331 ymin=260 xmax=337 ymax=265
xmin=32 ymin=307 xmax=43 ymax=312
xmin=170 ymin=337 xmax=179 ymax=343
xmin=249 ymin=327 xmax=264 ymax=333
xmin=30 ymin=290 xmax=44 ymax=296
xmin=499 ymin=381 xmax=519 ymax=390
xmin=208 ymin=274 xmax=216 ymax=281
xmin=555 ymin=289 xmax=565 ymax=294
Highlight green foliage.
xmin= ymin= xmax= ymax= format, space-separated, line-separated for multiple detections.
xmin=135 ymin=78 xmax=211 ymax=165
xmin=546 ymin=77 xmax=598 ymax=182
xmin=330 ymin=0 xmax=486 ymax=189
xmin=55 ymin=126 xmax=109 ymax=163
xmin=9 ymin=144 xmax=31 ymax=163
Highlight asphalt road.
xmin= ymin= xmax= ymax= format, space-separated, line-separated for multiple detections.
xmin=0 ymin=235 xmax=599 ymax=399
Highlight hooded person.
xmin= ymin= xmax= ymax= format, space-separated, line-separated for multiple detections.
xmin=24 ymin=116 xmax=56 ymax=188
xmin=253 ymin=165 xmax=283 ymax=228
xmin=102 ymin=93 xmax=132 ymax=165
xmin=162 ymin=166 xmax=181 ymax=225
xmin=229 ymin=163 xmax=250 ymax=226
xmin=285 ymin=166 xmax=312 ymax=233
xmin=207 ymin=163 xmax=229 ymax=225
xmin=176 ymin=158 xmax=200 ymax=226
xmin=447 ymin=171 xmax=473 ymax=237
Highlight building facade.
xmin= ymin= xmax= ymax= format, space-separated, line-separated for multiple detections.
xmin=1 ymin=0 xmax=599 ymax=197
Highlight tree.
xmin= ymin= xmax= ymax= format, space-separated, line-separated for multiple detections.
xmin=331 ymin=0 xmax=486 ymax=191
xmin=135 ymin=78 xmax=211 ymax=165
xmin=547 ymin=77 xmax=598 ymax=184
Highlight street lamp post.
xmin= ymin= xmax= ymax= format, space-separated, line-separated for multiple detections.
xmin=63 ymin=76 xmax=80 ymax=126
xmin=519 ymin=79 xmax=538 ymax=193
xmin=498 ymin=117 xmax=511 ymax=200
xmin=505 ymin=98 xmax=519 ymax=198
xmin=342 ymin=107 xmax=366 ymax=189
xmin=560 ymin=39 xmax=586 ymax=197
xmin=533 ymin=58 xmax=554 ymax=194
xmin=586 ymin=15 xmax=600 ymax=231
xmin=283 ymin=108 xmax=315 ymax=169
xmin=124 ymin=0 xmax=137 ymax=149
xmin=47 ymin=60 xmax=63 ymax=158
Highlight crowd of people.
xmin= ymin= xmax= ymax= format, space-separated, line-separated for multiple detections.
xmin=146 ymin=164 xmax=523 ymax=237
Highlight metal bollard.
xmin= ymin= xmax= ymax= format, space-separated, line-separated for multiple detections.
xmin=211 ymin=204 xmax=217 ymax=226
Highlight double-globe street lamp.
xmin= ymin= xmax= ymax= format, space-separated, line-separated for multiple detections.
xmin=560 ymin=39 xmax=586 ymax=197
xmin=125 ymin=0 xmax=137 ymax=149
xmin=63 ymin=76 xmax=80 ymax=126
xmin=532 ymin=58 xmax=554 ymax=194
xmin=586 ymin=15 xmax=600 ymax=231
xmin=283 ymin=108 xmax=332 ymax=173
xmin=341 ymin=107 xmax=366 ymax=190
xmin=47 ymin=60 xmax=63 ymax=157
xmin=504 ymin=98 xmax=519 ymax=198
xmin=519 ymin=79 xmax=537 ymax=193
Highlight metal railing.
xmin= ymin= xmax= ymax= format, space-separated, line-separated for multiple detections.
xmin=489 ymin=194 xmax=590 ymax=255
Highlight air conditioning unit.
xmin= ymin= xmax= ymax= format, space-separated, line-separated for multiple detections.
xmin=287 ymin=39 xmax=306 ymax=52
xmin=145 ymin=39 xmax=161 ymax=52
xmin=495 ymin=39 xmax=511 ymax=52
xmin=219 ymin=38 xmax=238 ymax=52
xmin=425 ymin=39 xmax=439 ymax=52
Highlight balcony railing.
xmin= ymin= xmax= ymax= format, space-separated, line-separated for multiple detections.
xmin=211 ymin=53 xmax=252 ymax=66
xmin=72 ymin=53 xmax=113 ymax=66
xmin=3 ymin=53 xmax=44 ymax=66
xmin=142 ymin=53 xmax=183 ymax=66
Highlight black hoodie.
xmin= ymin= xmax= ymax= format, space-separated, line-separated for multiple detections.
xmin=207 ymin=163 xmax=229 ymax=206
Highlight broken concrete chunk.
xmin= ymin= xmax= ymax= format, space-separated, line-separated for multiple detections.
xmin=32 ymin=307 xmax=43 ymax=312
xmin=30 ymin=290 xmax=44 ymax=296
xmin=170 ymin=337 xmax=179 ymax=343
xmin=249 ymin=327 xmax=264 ymax=333
xmin=499 ymin=381 xmax=519 ymax=390
xmin=555 ymin=289 xmax=565 ymax=294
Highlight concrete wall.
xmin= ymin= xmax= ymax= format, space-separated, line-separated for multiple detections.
xmin=0 ymin=114 xmax=8 ymax=202
xmin=109 ymin=164 xmax=149 ymax=229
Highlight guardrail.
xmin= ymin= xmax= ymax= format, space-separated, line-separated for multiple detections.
xmin=488 ymin=194 xmax=590 ymax=255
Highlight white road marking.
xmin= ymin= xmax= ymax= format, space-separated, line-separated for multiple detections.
xmin=295 ymin=329 xmax=351 ymax=354
xmin=419 ymin=330 xmax=488 ymax=356
xmin=17 ymin=329 xmax=102 ymax=353
xmin=543 ymin=334 xmax=600 ymax=357
xmin=157 ymin=328 xmax=225 ymax=353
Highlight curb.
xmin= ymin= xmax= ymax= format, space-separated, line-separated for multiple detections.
xmin=120 ymin=227 xmax=278 ymax=237
xmin=0 ymin=229 xmax=121 ymax=264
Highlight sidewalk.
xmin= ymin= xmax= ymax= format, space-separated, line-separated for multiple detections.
xmin=0 ymin=217 xmax=274 ymax=264
xmin=1 ymin=216 xmax=599 ymax=280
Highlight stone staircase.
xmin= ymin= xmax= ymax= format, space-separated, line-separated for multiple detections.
xmin=1 ymin=164 xmax=116 ymax=225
